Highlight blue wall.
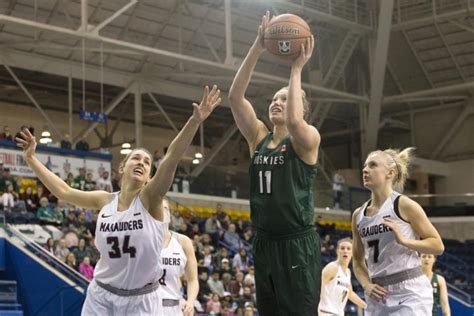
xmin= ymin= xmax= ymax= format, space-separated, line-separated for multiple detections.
xmin=1 ymin=238 xmax=85 ymax=316
xmin=448 ymin=296 xmax=474 ymax=316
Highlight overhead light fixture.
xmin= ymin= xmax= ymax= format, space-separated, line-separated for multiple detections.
xmin=39 ymin=130 xmax=52 ymax=144
xmin=195 ymin=152 xmax=203 ymax=159
xmin=192 ymin=158 xmax=200 ymax=165
xmin=120 ymin=142 xmax=132 ymax=155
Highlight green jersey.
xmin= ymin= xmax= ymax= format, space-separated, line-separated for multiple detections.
xmin=249 ymin=132 xmax=317 ymax=235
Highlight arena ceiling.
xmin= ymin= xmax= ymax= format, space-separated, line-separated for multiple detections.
xmin=0 ymin=0 xmax=473 ymax=176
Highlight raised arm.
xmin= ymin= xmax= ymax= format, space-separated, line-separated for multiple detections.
xmin=140 ymin=85 xmax=221 ymax=220
xmin=352 ymin=209 xmax=388 ymax=302
xmin=287 ymin=35 xmax=320 ymax=165
xmin=179 ymin=234 xmax=199 ymax=316
xmin=384 ymin=196 xmax=444 ymax=255
xmin=228 ymin=12 xmax=269 ymax=153
xmin=16 ymin=128 xmax=111 ymax=210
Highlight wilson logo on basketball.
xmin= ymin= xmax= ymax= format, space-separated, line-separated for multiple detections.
xmin=268 ymin=26 xmax=300 ymax=35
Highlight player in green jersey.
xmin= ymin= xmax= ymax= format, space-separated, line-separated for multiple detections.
xmin=228 ymin=12 xmax=321 ymax=316
xmin=421 ymin=253 xmax=451 ymax=316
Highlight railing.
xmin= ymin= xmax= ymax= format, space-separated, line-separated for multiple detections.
xmin=447 ymin=283 xmax=473 ymax=305
xmin=7 ymin=225 xmax=90 ymax=291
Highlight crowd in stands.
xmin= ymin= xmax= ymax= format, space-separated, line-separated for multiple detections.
xmin=0 ymin=124 xmax=90 ymax=151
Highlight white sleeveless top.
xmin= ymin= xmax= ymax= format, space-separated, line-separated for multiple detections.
xmin=158 ymin=232 xmax=187 ymax=300
xmin=356 ymin=192 xmax=421 ymax=279
xmin=318 ymin=261 xmax=351 ymax=315
xmin=94 ymin=192 xmax=167 ymax=289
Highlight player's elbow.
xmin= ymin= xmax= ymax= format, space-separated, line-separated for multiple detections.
xmin=228 ymin=89 xmax=242 ymax=106
xmin=434 ymin=239 xmax=445 ymax=255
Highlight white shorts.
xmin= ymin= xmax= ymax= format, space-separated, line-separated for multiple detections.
xmin=365 ymin=275 xmax=433 ymax=316
xmin=81 ymin=280 xmax=160 ymax=316
xmin=156 ymin=304 xmax=182 ymax=316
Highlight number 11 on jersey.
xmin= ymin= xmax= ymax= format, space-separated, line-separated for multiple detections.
xmin=258 ymin=170 xmax=272 ymax=194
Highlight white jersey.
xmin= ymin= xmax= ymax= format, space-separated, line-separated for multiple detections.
xmin=158 ymin=232 xmax=187 ymax=300
xmin=94 ymin=192 xmax=167 ymax=289
xmin=318 ymin=262 xmax=351 ymax=315
xmin=356 ymin=192 xmax=421 ymax=279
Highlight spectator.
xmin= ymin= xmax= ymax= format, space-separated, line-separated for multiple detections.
xmin=65 ymin=252 xmax=77 ymax=269
xmin=86 ymin=210 xmax=99 ymax=237
xmin=243 ymin=302 xmax=255 ymax=316
xmin=87 ymin=238 xmax=100 ymax=266
xmin=111 ymin=169 xmax=120 ymax=191
xmin=188 ymin=223 xmax=201 ymax=239
xmin=206 ymin=293 xmax=222 ymax=314
xmin=221 ymin=273 xmax=232 ymax=292
xmin=84 ymin=173 xmax=96 ymax=191
xmin=332 ymin=170 xmax=345 ymax=209
xmin=223 ymin=223 xmax=242 ymax=251
xmin=202 ymin=245 xmax=213 ymax=270
xmin=321 ymin=234 xmax=335 ymax=254
xmin=220 ymin=258 xmax=233 ymax=276
xmin=97 ymin=171 xmax=112 ymax=192
xmin=79 ymin=256 xmax=94 ymax=280
xmin=76 ymin=211 xmax=93 ymax=240
xmin=60 ymin=133 xmax=72 ymax=150
xmin=75 ymin=137 xmax=89 ymax=151
xmin=213 ymin=247 xmax=231 ymax=271
xmin=73 ymin=238 xmax=89 ymax=263
xmin=216 ymin=203 xmax=231 ymax=229
xmin=35 ymin=185 xmax=49 ymax=202
xmin=65 ymin=172 xmax=75 ymax=187
xmin=73 ymin=168 xmax=87 ymax=191
xmin=170 ymin=210 xmax=185 ymax=231
xmin=0 ymin=126 xmax=13 ymax=142
xmin=242 ymin=227 xmax=254 ymax=245
xmin=36 ymin=197 xmax=62 ymax=225
xmin=63 ymin=210 xmax=78 ymax=229
xmin=243 ymin=266 xmax=255 ymax=287
xmin=64 ymin=230 xmax=79 ymax=249
xmin=201 ymin=233 xmax=214 ymax=252
xmin=207 ymin=270 xmax=225 ymax=297
xmin=151 ymin=149 xmax=162 ymax=176
xmin=54 ymin=199 xmax=69 ymax=219
xmin=198 ymin=271 xmax=212 ymax=303
xmin=232 ymin=248 xmax=250 ymax=273
xmin=229 ymin=272 xmax=245 ymax=297
xmin=55 ymin=239 xmax=70 ymax=261
xmin=44 ymin=237 xmax=55 ymax=254
xmin=20 ymin=186 xmax=37 ymax=213
xmin=1 ymin=184 xmax=18 ymax=211
xmin=2 ymin=168 xmax=17 ymax=192
xmin=205 ymin=212 xmax=221 ymax=246
xmin=177 ymin=222 xmax=189 ymax=235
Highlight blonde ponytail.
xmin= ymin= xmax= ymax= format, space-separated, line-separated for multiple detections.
xmin=383 ymin=147 xmax=415 ymax=192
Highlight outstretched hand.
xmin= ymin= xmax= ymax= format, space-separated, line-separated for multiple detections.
xmin=292 ymin=35 xmax=315 ymax=70
xmin=191 ymin=85 xmax=221 ymax=123
xmin=254 ymin=11 xmax=272 ymax=51
xmin=15 ymin=128 xmax=37 ymax=159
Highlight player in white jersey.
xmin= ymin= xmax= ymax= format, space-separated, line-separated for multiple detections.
xmin=157 ymin=199 xmax=198 ymax=316
xmin=352 ymin=147 xmax=444 ymax=316
xmin=318 ymin=238 xmax=366 ymax=316
xmin=15 ymin=85 xmax=221 ymax=316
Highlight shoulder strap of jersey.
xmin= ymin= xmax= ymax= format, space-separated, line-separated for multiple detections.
xmin=254 ymin=132 xmax=272 ymax=151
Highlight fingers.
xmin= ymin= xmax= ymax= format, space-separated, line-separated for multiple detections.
xmin=201 ymin=85 xmax=209 ymax=104
xmin=15 ymin=137 xmax=27 ymax=145
xmin=24 ymin=127 xmax=33 ymax=138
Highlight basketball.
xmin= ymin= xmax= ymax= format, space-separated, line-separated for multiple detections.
xmin=263 ymin=14 xmax=312 ymax=62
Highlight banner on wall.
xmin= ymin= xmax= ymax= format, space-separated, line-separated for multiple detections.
xmin=0 ymin=146 xmax=111 ymax=181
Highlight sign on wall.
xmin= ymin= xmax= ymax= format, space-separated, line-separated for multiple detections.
xmin=0 ymin=147 xmax=111 ymax=181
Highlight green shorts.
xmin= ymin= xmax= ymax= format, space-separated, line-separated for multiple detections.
xmin=252 ymin=228 xmax=322 ymax=316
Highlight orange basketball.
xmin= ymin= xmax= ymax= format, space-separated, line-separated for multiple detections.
xmin=264 ymin=14 xmax=312 ymax=62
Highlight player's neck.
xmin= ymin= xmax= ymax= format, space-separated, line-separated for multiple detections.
xmin=117 ymin=186 xmax=142 ymax=211
xmin=422 ymin=268 xmax=433 ymax=279
xmin=338 ymin=260 xmax=349 ymax=271
xmin=272 ymin=125 xmax=288 ymax=143
xmin=370 ymin=187 xmax=393 ymax=209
